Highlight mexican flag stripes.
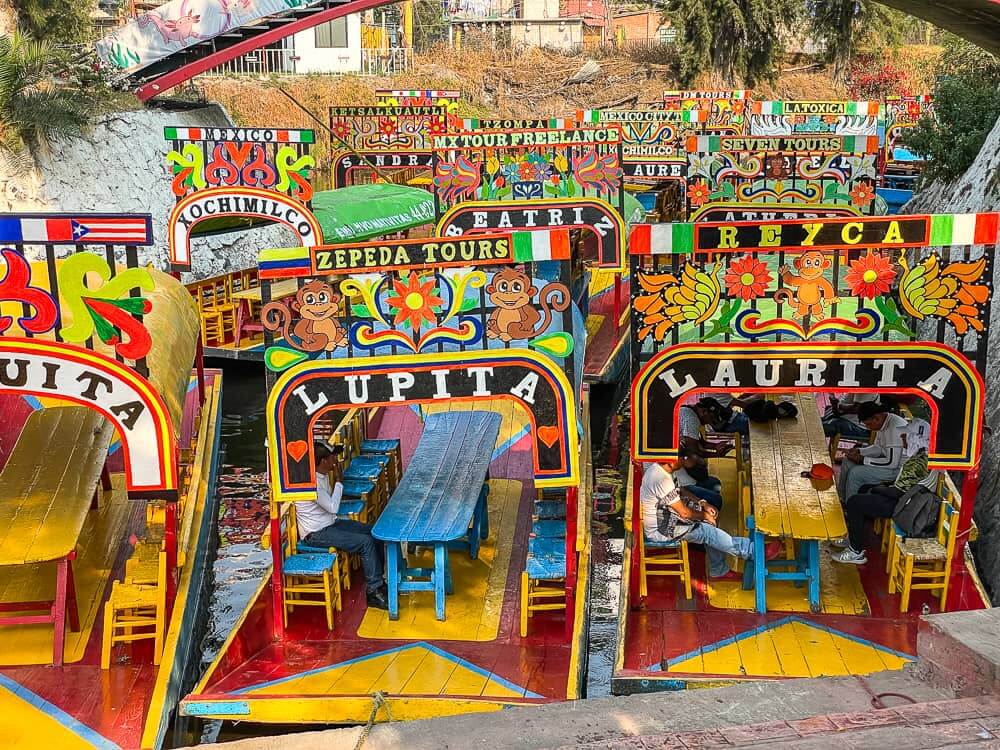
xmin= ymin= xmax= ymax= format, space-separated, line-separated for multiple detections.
xmin=512 ymin=230 xmax=571 ymax=262
xmin=629 ymin=223 xmax=695 ymax=255
xmin=162 ymin=127 xmax=314 ymax=143
xmin=751 ymin=101 xmax=880 ymax=116
xmin=929 ymin=214 xmax=1000 ymax=247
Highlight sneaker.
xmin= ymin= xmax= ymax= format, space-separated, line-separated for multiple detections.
xmin=831 ymin=547 xmax=867 ymax=565
xmin=366 ymin=589 xmax=389 ymax=610
xmin=830 ymin=537 xmax=850 ymax=549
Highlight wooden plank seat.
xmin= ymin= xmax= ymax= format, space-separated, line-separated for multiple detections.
xmin=638 ymin=532 xmax=692 ymax=600
xmin=283 ymin=505 xmax=343 ymax=627
xmin=531 ymin=519 xmax=567 ymax=538
xmin=0 ymin=407 xmax=113 ymax=666
xmin=533 ymin=501 xmax=566 ymax=519
xmin=287 ymin=504 xmax=351 ymax=592
xmin=373 ymin=411 xmax=501 ymax=621
xmin=521 ymin=536 xmax=567 ymax=636
xmin=361 ymin=439 xmax=401 ymax=452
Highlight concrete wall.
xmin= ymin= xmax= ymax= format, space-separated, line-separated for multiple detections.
xmin=613 ymin=11 xmax=668 ymax=42
xmin=522 ymin=0 xmax=559 ymax=18
xmin=511 ymin=19 xmax=583 ymax=50
xmin=906 ymin=115 xmax=1000 ymax=601
xmin=290 ymin=14 xmax=363 ymax=74
xmin=0 ymin=105 xmax=295 ymax=279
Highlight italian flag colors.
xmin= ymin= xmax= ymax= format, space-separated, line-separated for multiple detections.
xmin=751 ymin=100 xmax=880 ymax=116
xmin=929 ymin=213 xmax=999 ymax=247
xmin=576 ymin=109 xmax=707 ymax=123
xmin=512 ymin=230 xmax=571 ymax=261
xmin=630 ymin=223 xmax=695 ymax=255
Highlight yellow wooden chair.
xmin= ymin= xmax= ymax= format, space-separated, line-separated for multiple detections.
xmin=282 ymin=504 xmax=343 ymax=629
xmin=101 ymin=546 xmax=166 ymax=669
xmin=888 ymin=501 xmax=958 ymax=612
xmin=638 ymin=530 xmax=692 ymax=600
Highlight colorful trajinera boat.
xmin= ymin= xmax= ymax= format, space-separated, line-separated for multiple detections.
xmin=0 ymin=213 xmax=223 ymax=748
xmin=180 ymin=227 xmax=592 ymax=725
xmin=615 ymin=211 xmax=996 ymax=692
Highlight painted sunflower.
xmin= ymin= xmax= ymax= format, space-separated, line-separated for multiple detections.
xmin=724 ymin=256 xmax=773 ymax=301
xmin=386 ymin=273 xmax=444 ymax=331
xmin=849 ymin=182 xmax=876 ymax=208
xmin=845 ymin=250 xmax=896 ymax=299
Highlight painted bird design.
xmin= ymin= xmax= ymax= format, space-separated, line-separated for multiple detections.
xmin=433 ymin=155 xmax=481 ymax=203
xmin=634 ymin=262 xmax=721 ymax=342
xmin=898 ymin=254 xmax=988 ymax=334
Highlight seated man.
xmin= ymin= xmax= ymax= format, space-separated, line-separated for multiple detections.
xmin=832 ymin=419 xmax=934 ymax=565
xmin=640 ymin=460 xmax=779 ymax=582
xmin=836 ymin=402 xmax=907 ymax=500
xmin=296 ymin=442 xmax=388 ymax=610
xmin=672 ymin=447 xmax=723 ymax=512
xmin=823 ymin=393 xmax=878 ymax=439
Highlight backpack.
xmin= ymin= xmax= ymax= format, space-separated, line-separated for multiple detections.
xmin=891 ymin=485 xmax=942 ymax=538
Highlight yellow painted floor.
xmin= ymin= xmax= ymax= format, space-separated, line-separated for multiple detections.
xmin=706 ymin=456 xmax=870 ymax=615
xmin=357 ymin=479 xmax=521 ymax=641
xmin=0 ymin=474 xmax=130 ymax=666
xmin=664 ymin=617 xmax=912 ymax=679
xmin=585 ymin=314 xmax=605 ymax=341
xmin=0 ymin=679 xmax=106 ymax=750
xmin=243 ymin=641 xmax=531 ymax=698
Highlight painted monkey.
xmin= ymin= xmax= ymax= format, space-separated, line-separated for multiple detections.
xmin=262 ymin=279 xmax=346 ymax=352
xmin=773 ymin=250 xmax=839 ymax=317
xmin=485 ymin=267 xmax=570 ymax=342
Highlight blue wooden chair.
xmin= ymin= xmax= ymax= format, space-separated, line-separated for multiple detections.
xmin=533 ymin=501 xmax=566 ymax=520
xmin=520 ymin=535 xmax=567 ymax=636
xmin=283 ymin=504 xmax=342 ymax=629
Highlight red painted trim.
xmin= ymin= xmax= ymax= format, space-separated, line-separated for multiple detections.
xmin=629 ymin=460 xmax=642 ymax=605
xmin=270 ymin=514 xmax=285 ymax=640
xmin=947 ymin=467 xmax=979 ymax=611
xmin=166 ymin=500 xmax=178 ymax=614
xmin=196 ymin=338 xmax=206 ymax=407
xmin=135 ymin=0 xmax=398 ymax=101
xmin=564 ymin=485 xmax=577 ymax=639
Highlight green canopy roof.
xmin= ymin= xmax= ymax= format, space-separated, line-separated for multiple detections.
xmin=188 ymin=184 xmax=435 ymax=243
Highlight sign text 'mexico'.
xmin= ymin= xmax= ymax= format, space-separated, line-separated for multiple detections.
xmin=312 ymin=235 xmax=512 ymax=274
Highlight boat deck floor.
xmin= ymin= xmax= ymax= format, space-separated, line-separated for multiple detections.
xmin=618 ymin=450 xmax=987 ymax=689
xmin=189 ymin=401 xmax=580 ymax=724
xmin=584 ymin=275 xmax=628 ymax=383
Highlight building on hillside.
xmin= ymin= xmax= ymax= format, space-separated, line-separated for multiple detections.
xmin=449 ymin=0 xmax=608 ymax=51
xmin=611 ymin=8 xmax=674 ymax=45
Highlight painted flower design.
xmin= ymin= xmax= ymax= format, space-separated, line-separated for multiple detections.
xmin=427 ymin=119 xmax=447 ymax=136
xmin=688 ymin=179 xmax=710 ymax=207
xmin=849 ymin=182 xmax=876 ymax=207
xmin=386 ymin=273 xmax=444 ymax=331
xmin=845 ymin=250 xmax=896 ymax=299
xmin=378 ymin=118 xmax=396 ymax=137
xmin=907 ymin=101 xmax=922 ymax=117
xmin=331 ymin=121 xmax=350 ymax=142
xmin=518 ymin=161 xmax=534 ymax=181
xmin=724 ymin=256 xmax=773 ymax=301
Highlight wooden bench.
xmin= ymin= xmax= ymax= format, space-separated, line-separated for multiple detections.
xmin=744 ymin=394 xmax=847 ymax=614
xmin=0 ymin=407 xmax=113 ymax=665
xmin=372 ymin=411 xmax=500 ymax=621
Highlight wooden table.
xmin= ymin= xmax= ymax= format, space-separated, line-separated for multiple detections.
xmin=231 ymin=278 xmax=299 ymax=347
xmin=0 ymin=407 xmax=113 ymax=665
xmin=372 ymin=411 xmax=501 ymax=621
xmin=743 ymin=394 xmax=847 ymax=614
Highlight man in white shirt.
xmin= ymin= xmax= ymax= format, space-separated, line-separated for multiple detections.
xmin=296 ymin=442 xmax=387 ymax=609
xmin=836 ymin=402 xmax=908 ymax=501
xmin=640 ymin=461 xmax=779 ymax=581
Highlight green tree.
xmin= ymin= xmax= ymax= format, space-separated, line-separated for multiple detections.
xmin=11 ymin=0 xmax=95 ymax=44
xmin=413 ymin=0 xmax=448 ymax=52
xmin=807 ymin=0 xmax=912 ymax=82
xmin=904 ymin=37 xmax=1000 ymax=183
xmin=665 ymin=0 xmax=800 ymax=86
xmin=0 ymin=32 xmax=93 ymax=164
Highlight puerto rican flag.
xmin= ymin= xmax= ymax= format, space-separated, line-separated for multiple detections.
xmin=0 ymin=214 xmax=153 ymax=246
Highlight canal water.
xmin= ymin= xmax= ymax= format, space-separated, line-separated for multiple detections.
xmin=196 ymin=364 xmax=625 ymax=740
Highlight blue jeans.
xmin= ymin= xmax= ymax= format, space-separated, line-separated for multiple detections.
xmin=648 ymin=523 xmax=752 ymax=577
xmin=305 ymin=519 xmax=384 ymax=593
xmin=685 ymin=485 xmax=723 ymax=512
xmin=823 ymin=416 xmax=871 ymax=440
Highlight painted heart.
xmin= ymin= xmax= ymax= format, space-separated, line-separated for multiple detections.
xmin=287 ymin=440 xmax=309 ymax=463
xmin=537 ymin=425 xmax=560 ymax=449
